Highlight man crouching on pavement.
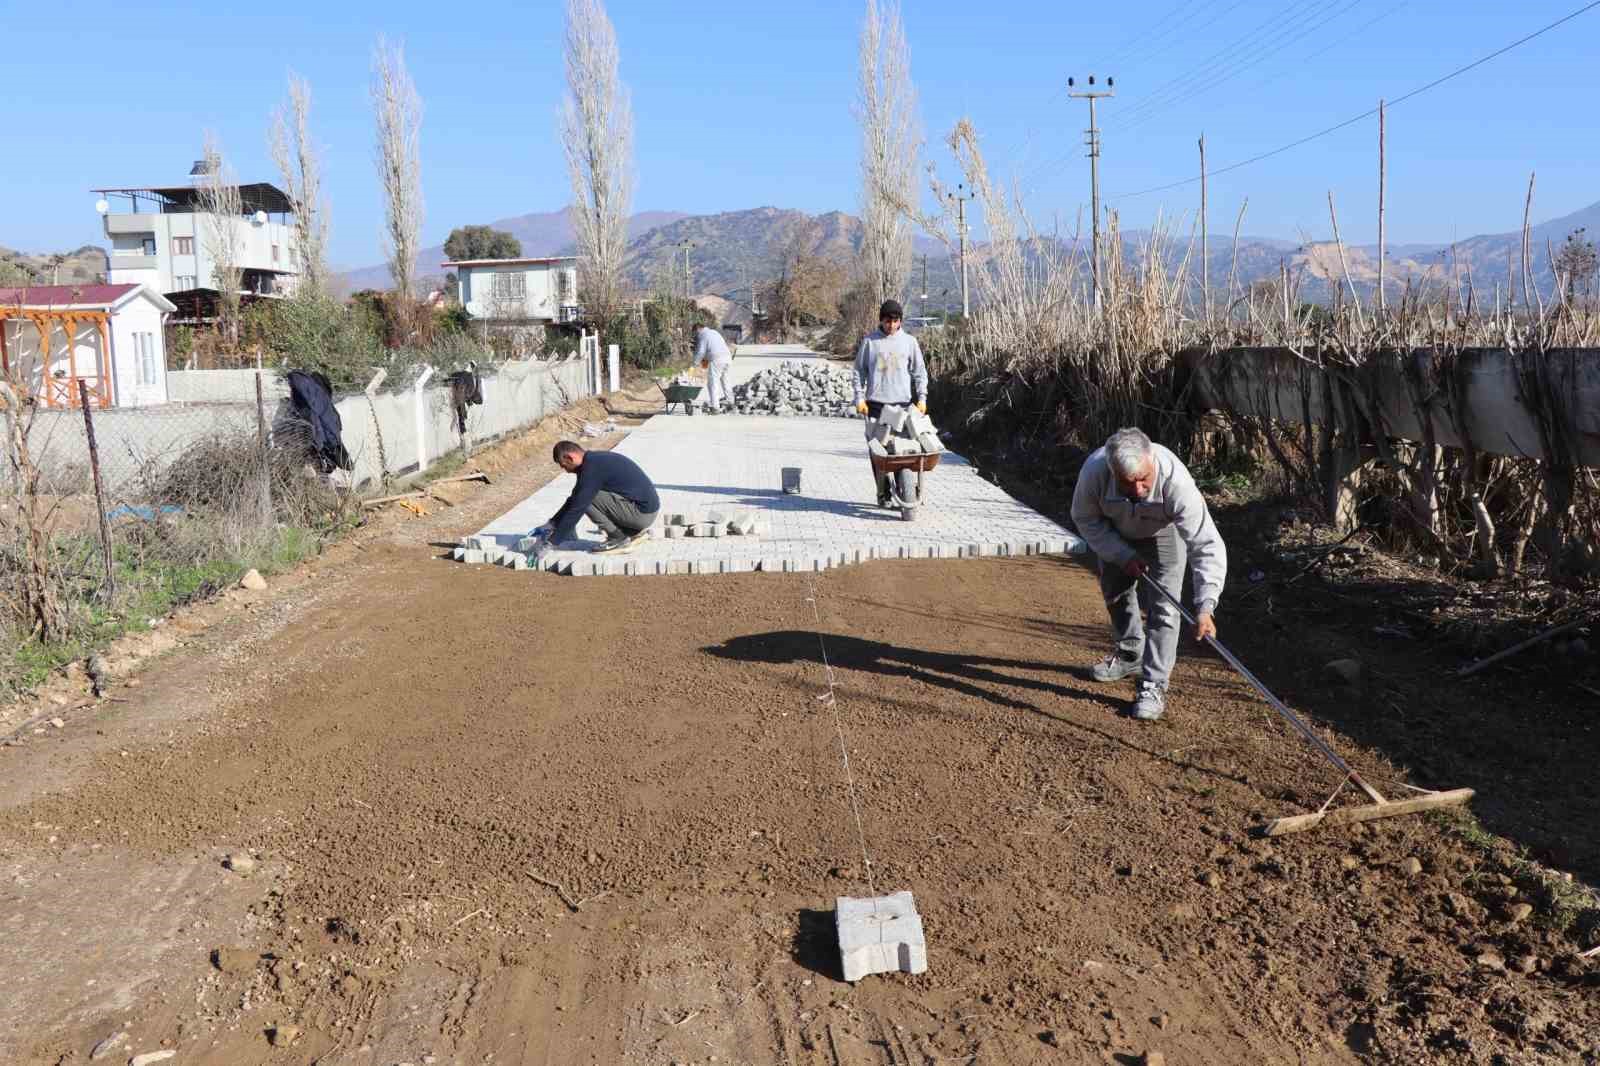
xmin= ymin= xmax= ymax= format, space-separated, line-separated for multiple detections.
xmin=1070 ymin=427 xmax=1227 ymax=721
xmin=530 ymin=441 xmax=661 ymax=553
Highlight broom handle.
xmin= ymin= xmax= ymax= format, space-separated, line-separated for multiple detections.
xmin=1138 ymin=573 xmax=1383 ymax=800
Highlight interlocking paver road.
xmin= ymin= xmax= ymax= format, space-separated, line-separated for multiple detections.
xmin=464 ymin=348 xmax=1085 ymax=576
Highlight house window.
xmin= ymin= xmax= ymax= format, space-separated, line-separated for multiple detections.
xmin=272 ymin=244 xmax=281 ymax=263
xmin=175 ymin=275 xmax=197 ymax=291
xmin=141 ymin=236 xmax=157 ymax=256
xmin=557 ymin=270 xmax=575 ymax=301
xmin=492 ymin=272 xmax=526 ymax=299
xmin=173 ymin=236 xmax=194 ymax=256
xmin=134 ymin=333 xmax=158 ymax=386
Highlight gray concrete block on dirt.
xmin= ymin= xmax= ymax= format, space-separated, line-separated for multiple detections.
xmin=836 ymin=891 xmax=928 ymax=983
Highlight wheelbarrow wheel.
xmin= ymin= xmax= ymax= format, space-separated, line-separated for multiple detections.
xmin=894 ymin=467 xmax=916 ymax=509
xmin=685 ymin=403 xmax=696 ymax=416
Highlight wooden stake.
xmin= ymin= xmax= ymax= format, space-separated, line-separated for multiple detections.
xmin=1458 ymin=615 xmax=1590 ymax=677
xmin=78 ymin=379 xmax=116 ymax=603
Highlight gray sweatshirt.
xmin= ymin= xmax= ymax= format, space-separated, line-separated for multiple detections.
xmin=1070 ymin=442 xmax=1228 ymax=615
xmin=853 ymin=329 xmax=928 ymax=405
xmin=695 ymin=328 xmax=732 ymax=365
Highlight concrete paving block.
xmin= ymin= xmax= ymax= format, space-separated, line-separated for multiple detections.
xmin=664 ymin=526 xmax=685 ymax=539
xmin=668 ymin=560 xmax=691 ymax=575
xmin=689 ymin=523 xmax=718 ymax=538
xmin=836 ymin=891 xmax=928 ymax=982
xmin=704 ymin=511 xmax=726 ymax=525
xmin=462 ymin=549 xmax=487 ymax=564
xmin=452 ymin=546 xmax=467 ymax=561
xmin=507 ymin=554 xmax=529 ymax=571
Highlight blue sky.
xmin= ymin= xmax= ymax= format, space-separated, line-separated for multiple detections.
xmin=3 ymin=0 xmax=1596 ymax=268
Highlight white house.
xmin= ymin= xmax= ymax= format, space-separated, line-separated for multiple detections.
xmin=93 ymin=175 xmax=300 ymax=311
xmin=445 ymin=256 xmax=580 ymax=324
xmin=0 ymin=283 xmax=176 ymax=408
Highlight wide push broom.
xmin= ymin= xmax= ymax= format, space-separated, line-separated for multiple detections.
xmin=1140 ymin=574 xmax=1475 ymax=836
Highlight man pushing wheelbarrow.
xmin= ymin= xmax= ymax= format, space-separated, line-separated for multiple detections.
xmin=853 ymin=300 xmax=940 ymax=520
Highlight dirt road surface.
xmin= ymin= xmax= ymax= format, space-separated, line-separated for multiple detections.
xmin=2 ymin=403 xmax=1596 ymax=1065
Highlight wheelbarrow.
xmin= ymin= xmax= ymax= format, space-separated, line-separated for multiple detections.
xmin=658 ymin=381 xmax=703 ymax=415
xmin=870 ymin=449 xmax=942 ymax=522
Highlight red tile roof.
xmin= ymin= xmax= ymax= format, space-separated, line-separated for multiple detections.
xmin=0 ymin=283 xmax=141 ymax=309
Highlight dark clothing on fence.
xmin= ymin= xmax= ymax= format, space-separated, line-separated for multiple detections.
xmin=285 ymin=370 xmax=352 ymax=472
xmin=549 ymin=451 xmax=660 ymax=542
xmin=449 ymin=368 xmax=483 ymax=434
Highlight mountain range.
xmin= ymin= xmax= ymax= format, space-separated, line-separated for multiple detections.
xmin=338 ymin=197 xmax=1597 ymax=311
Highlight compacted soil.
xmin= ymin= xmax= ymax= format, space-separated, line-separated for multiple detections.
xmin=2 ymin=409 xmax=1596 ymax=1066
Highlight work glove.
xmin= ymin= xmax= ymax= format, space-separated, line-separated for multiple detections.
xmin=531 ymin=524 xmax=553 ymax=540
xmin=916 ymin=399 xmax=928 ymax=414
xmin=855 ymin=400 xmax=869 ymax=416
xmin=1121 ymin=557 xmax=1149 ymax=579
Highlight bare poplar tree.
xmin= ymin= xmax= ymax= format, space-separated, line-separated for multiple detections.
xmin=197 ymin=131 xmax=244 ymax=344
xmin=856 ymin=0 xmax=919 ymax=308
xmin=270 ymin=72 xmax=330 ymax=298
xmin=371 ymin=36 xmax=424 ymax=302
xmin=560 ymin=0 xmax=634 ymax=322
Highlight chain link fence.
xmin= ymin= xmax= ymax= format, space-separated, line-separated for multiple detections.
xmin=1 ymin=350 xmax=599 ymax=680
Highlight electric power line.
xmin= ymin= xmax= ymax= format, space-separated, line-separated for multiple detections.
xmin=1111 ymin=0 xmax=1362 ymax=130
xmin=1011 ymin=0 xmax=1339 ymax=192
xmin=1108 ymin=0 xmax=1600 ymax=202
xmin=1114 ymin=0 xmax=1372 ymax=134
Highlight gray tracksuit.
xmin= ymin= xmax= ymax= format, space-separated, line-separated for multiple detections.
xmin=695 ymin=328 xmax=733 ymax=408
xmin=853 ymin=329 xmax=928 ymax=406
xmin=1071 ymin=443 xmax=1228 ymax=688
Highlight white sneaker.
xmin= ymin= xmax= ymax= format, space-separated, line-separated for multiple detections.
xmin=1132 ymin=682 xmax=1166 ymax=721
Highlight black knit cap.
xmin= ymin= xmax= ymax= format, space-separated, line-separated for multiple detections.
xmin=878 ymin=299 xmax=904 ymax=320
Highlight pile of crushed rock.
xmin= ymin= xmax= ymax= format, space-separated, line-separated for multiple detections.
xmin=730 ymin=361 xmax=856 ymax=417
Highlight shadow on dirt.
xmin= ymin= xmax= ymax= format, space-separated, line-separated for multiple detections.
xmin=791 ymin=908 xmax=845 ymax=983
xmin=706 ymin=631 xmax=1252 ymax=790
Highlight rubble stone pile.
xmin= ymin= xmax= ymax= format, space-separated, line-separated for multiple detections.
xmin=731 ymin=361 xmax=856 ymax=417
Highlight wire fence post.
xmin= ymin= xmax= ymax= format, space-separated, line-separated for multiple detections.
xmin=255 ymin=371 xmax=273 ymax=527
xmin=76 ymin=381 xmax=116 ymax=603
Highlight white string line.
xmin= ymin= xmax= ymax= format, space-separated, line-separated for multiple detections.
xmin=803 ymin=573 xmax=879 ymax=903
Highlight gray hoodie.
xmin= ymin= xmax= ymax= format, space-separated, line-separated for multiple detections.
xmin=694 ymin=327 xmax=732 ymax=365
xmin=1070 ymin=442 xmax=1228 ymax=614
xmin=853 ymin=329 xmax=928 ymax=406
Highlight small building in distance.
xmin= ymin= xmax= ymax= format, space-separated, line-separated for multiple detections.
xmin=0 ymin=283 xmax=176 ymax=408
xmin=447 ymin=256 xmax=580 ymax=325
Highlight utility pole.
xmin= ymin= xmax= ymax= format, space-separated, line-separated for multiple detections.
xmin=947 ymin=183 xmax=974 ymax=317
xmin=678 ymin=240 xmax=694 ymax=304
xmin=1068 ymin=74 xmax=1114 ymax=309
xmin=919 ymin=255 xmax=928 ymax=318
xmin=1199 ymin=133 xmax=1209 ymax=322
xmin=1377 ymin=98 xmax=1387 ymax=314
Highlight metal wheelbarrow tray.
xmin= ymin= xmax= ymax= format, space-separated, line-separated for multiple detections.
xmin=869 ymin=449 xmax=942 ymax=521
xmin=659 ymin=381 xmax=703 ymax=414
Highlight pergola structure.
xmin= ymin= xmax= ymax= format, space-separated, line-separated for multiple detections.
xmin=0 ymin=292 xmax=119 ymax=409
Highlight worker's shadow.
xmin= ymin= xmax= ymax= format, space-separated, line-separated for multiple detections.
xmin=705 ymin=630 xmax=1124 ymax=715
xmin=708 ymin=631 xmax=1251 ymax=790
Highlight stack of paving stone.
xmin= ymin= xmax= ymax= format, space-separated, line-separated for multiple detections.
xmin=659 ymin=510 xmax=764 ymax=539
xmin=731 ymin=361 xmax=857 ymax=417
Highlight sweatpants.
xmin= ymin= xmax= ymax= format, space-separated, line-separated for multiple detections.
xmin=586 ymin=490 xmax=658 ymax=540
xmin=704 ymin=361 xmax=732 ymax=410
xmin=1097 ymin=525 xmax=1187 ymax=688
